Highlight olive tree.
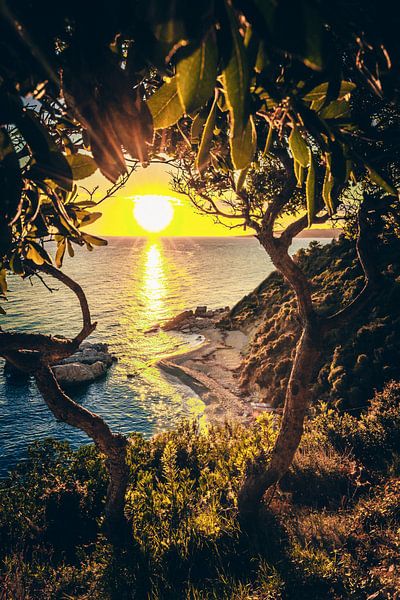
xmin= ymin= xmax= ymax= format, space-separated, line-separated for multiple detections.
xmin=143 ymin=0 xmax=400 ymax=518
xmin=1 ymin=0 xmax=400 ymax=532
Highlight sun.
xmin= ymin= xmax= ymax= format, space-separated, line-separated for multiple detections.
xmin=133 ymin=195 xmax=174 ymax=233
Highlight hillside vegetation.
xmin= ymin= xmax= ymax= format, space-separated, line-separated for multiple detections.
xmin=222 ymin=236 xmax=400 ymax=411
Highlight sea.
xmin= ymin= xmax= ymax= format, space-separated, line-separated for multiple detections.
xmin=0 ymin=236 xmax=330 ymax=474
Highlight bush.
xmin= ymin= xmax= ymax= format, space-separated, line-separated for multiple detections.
xmin=316 ymin=381 xmax=400 ymax=471
xmin=0 ymin=405 xmax=398 ymax=599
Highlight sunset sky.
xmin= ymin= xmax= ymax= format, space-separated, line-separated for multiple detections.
xmin=82 ymin=162 xmax=244 ymax=237
xmin=81 ymin=161 xmax=332 ymax=237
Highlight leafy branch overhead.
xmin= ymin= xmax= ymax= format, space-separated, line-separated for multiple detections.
xmin=145 ymin=0 xmax=397 ymax=210
xmin=1 ymin=0 xmax=400 ymax=304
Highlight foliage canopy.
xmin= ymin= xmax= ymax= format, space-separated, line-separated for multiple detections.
xmin=1 ymin=0 xmax=400 ymax=298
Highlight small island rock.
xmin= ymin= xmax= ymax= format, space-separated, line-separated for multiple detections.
xmin=52 ymin=360 xmax=107 ymax=385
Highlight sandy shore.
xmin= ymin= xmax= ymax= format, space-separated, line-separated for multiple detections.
xmin=157 ymin=325 xmax=257 ymax=424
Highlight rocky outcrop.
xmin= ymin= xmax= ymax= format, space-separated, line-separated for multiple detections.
xmin=57 ymin=342 xmax=115 ymax=368
xmin=3 ymin=341 xmax=116 ymax=387
xmin=155 ymin=306 xmax=230 ymax=334
xmin=162 ymin=310 xmax=195 ymax=331
xmin=52 ymin=360 xmax=107 ymax=385
xmin=53 ymin=342 xmax=116 ymax=385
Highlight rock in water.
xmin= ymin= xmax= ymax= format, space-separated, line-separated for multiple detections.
xmin=53 ymin=341 xmax=116 ymax=385
xmin=52 ymin=361 xmax=107 ymax=385
xmin=5 ymin=341 xmax=117 ymax=387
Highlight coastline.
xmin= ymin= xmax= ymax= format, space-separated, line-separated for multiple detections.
xmin=156 ymin=319 xmax=258 ymax=424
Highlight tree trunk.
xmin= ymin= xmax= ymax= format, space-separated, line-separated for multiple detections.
xmin=34 ymin=364 xmax=129 ymax=540
xmin=238 ymin=325 xmax=322 ymax=520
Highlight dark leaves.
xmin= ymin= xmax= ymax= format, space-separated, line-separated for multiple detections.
xmin=62 ymin=49 xmax=154 ymax=183
xmin=0 ymin=128 xmax=22 ymax=255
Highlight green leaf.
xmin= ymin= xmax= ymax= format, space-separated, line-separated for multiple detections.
xmin=177 ymin=34 xmax=218 ymax=113
xmin=270 ymin=0 xmax=325 ymax=70
xmin=196 ymin=97 xmax=217 ymax=173
xmin=319 ymin=99 xmax=350 ymax=120
xmin=67 ymin=239 xmax=75 ymax=257
xmin=236 ymin=167 xmax=249 ymax=192
xmin=147 ymin=77 xmax=184 ymax=129
xmin=306 ymin=151 xmax=316 ymax=226
xmin=191 ymin=108 xmax=208 ymax=144
xmin=80 ymin=211 xmax=102 ymax=226
xmin=230 ymin=116 xmax=257 ymax=170
xmin=66 ymin=153 xmax=98 ymax=180
xmin=294 ymin=160 xmax=305 ymax=187
xmin=82 ymin=233 xmax=108 ymax=247
xmin=55 ymin=239 xmax=66 ymax=268
xmin=322 ymin=160 xmax=334 ymax=214
xmin=303 ymin=81 xmax=356 ymax=103
xmin=221 ymin=2 xmax=249 ymax=135
xmin=262 ymin=124 xmax=273 ymax=156
xmin=289 ymin=126 xmax=309 ymax=168
xmin=255 ymin=40 xmax=267 ymax=74
xmin=26 ymin=242 xmax=51 ymax=266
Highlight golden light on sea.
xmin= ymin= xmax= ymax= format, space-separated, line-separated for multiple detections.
xmin=143 ymin=242 xmax=166 ymax=316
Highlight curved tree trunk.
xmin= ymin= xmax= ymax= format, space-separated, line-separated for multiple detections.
xmin=238 ymin=195 xmax=386 ymax=521
xmin=238 ymin=325 xmax=322 ymax=519
xmin=35 ymin=364 xmax=129 ymax=539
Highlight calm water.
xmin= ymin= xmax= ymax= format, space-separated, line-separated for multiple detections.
xmin=0 ymin=236 xmax=329 ymax=474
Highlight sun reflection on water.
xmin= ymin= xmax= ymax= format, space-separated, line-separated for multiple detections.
xmin=119 ymin=239 xmax=205 ymax=432
xmin=142 ymin=242 xmax=167 ymax=320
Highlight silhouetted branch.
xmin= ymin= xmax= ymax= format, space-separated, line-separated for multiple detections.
xmin=36 ymin=263 xmax=96 ymax=343
xmin=279 ymin=212 xmax=330 ymax=249
xmin=323 ymin=194 xmax=387 ymax=331
xmin=35 ymin=364 xmax=128 ymax=536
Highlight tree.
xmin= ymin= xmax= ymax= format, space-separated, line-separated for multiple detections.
xmin=1 ymin=0 xmax=400 ymax=531
xmin=0 ymin=98 xmax=132 ymax=537
xmin=144 ymin=0 xmax=400 ymax=518
xmin=170 ymin=124 xmax=398 ymax=516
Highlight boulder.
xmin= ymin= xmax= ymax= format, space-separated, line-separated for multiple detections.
xmin=162 ymin=310 xmax=194 ymax=331
xmin=4 ymin=341 xmax=115 ymax=387
xmin=53 ymin=341 xmax=116 ymax=384
xmin=52 ymin=361 xmax=107 ymax=385
xmin=195 ymin=306 xmax=207 ymax=317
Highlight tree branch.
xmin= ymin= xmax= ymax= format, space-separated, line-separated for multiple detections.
xmin=279 ymin=212 xmax=330 ymax=250
xmin=0 ymin=264 xmax=96 ymax=364
xmin=0 ymin=331 xmax=78 ymax=360
xmin=262 ymin=148 xmax=297 ymax=233
xmin=36 ymin=263 xmax=96 ymax=344
xmin=323 ymin=194 xmax=386 ymax=331
xmin=34 ymin=364 xmax=128 ymax=533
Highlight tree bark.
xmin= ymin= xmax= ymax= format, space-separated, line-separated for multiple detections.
xmin=1 ymin=263 xmax=130 ymax=542
xmin=34 ymin=364 xmax=129 ymax=539
xmin=238 ymin=325 xmax=322 ymax=520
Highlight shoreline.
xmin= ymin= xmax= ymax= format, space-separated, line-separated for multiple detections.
xmin=156 ymin=320 xmax=259 ymax=424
